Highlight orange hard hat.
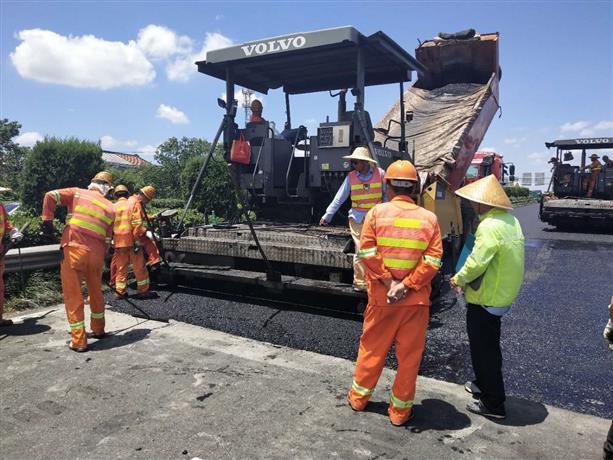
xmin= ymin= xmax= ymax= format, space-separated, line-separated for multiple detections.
xmin=114 ymin=184 xmax=129 ymax=196
xmin=385 ymin=160 xmax=418 ymax=182
xmin=140 ymin=185 xmax=156 ymax=200
xmin=93 ymin=171 xmax=113 ymax=185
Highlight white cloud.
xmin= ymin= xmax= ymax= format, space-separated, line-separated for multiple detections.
xmin=136 ymin=24 xmax=191 ymax=60
xmin=166 ymin=32 xmax=233 ymax=82
xmin=156 ymin=104 xmax=189 ymax=124
xmin=215 ymin=14 xmax=224 ymax=21
xmin=593 ymin=120 xmax=613 ymax=131
xmin=14 ymin=131 xmax=43 ymax=147
xmin=100 ymin=135 xmax=138 ymax=150
xmin=504 ymin=137 xmax=526 ymax=146
xmin=10 ymin=29 xmax=155 ymax=89
xmin=560 ymin=121 xmax=590 ymax=133
xmin=136 ymin=144 xmax=158 ymax=156
xmin=560 ymin=120 xmax=613 ymax=137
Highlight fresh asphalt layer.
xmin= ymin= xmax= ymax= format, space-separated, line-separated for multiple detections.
xmin=106 ymin=204 xmax=613 ymax=419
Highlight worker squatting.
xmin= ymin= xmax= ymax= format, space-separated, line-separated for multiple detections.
xmin=2 ymin=153 xmax=611 ymax=428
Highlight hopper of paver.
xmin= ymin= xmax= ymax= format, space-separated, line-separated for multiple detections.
xmin=375 ymin=31 xmax=501 ymax=192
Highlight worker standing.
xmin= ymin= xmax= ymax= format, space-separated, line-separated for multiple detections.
xmin=450 ymin=174 xmax=525 ymax=419
xmin=0 ymin=187 xmax=24 ymax=327
xmin=113 ymin=186 xmax=157 ymax=299
xmin=582 ymin=153 xmax=603 ymax=198
xmin=320 ymin=146 xmax=386 ymax=291
xmin=249 ymin=100 xmax=266 ymax=124
xmin=41 ymin=172 xmax=115 ymax=352
xmin=347 ymin=160 xmax=442 ymax=426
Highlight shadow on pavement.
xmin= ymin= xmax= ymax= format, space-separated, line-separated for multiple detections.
xmin=364 ymin=398 xmax=472 ymax=432
xmin=88 ymin=328 xmax=151 ymax=351
xmin=0 ymin=317 xmax=51 ymax=339
xmin=492 ymin=396 xmax=549 ymax=427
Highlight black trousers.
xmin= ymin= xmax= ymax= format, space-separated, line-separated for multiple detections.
xmin=466 ymin=303 xmax=506 ymax=409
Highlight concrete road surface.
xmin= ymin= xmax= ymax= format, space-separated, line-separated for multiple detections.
xmin=0 ymin=308 xmax=609 ymax=459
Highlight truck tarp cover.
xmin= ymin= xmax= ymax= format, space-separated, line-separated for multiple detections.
xmin=376 ymin=82 xmax=490 ymax=178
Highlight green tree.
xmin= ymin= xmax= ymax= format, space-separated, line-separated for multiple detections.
xmin=0 ymin=119 xmax=28 ymax=191
xmin=20 ymin=137 xmax=104 ymax=212
xmin=180 ymin=153 xmax=240 ymax=221
xmin=154 ymin=137 xmax=213 ymax=197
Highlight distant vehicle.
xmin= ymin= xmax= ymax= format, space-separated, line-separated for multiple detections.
xmin=4 ymin=202 xmax=21 ymax=215
xmin=540 ymin=137 xmax=613 ymax=228
xmin=465 ymin=151 xmax=515 ymax=185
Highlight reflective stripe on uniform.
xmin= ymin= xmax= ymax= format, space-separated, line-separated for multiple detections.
xmin=376 ymin=237 xmax=428 ymax=250
xmin=390 ymin=392 xmax=413 ymax=408
xmin=51 ymin=190 xmax=61 ymax=203
xmin=351 ymin=201 xmax=376 ymax=209
xmin=70 ymin=321 xmax=85 ymax=330
xmin=358 ymin=247 xmax=377 ymax=258
xmin=74 ymin=204 xmax=113 ymax=225
xmin=74 ymin=192 xmax=111 ymax=212
xmin=423 ymin=255 xmax=442 ymax=268
xmin=115 ymin=281 xmax=127 ymax=289
xmin=352 ymin=192 xmax=383 ymax=201
xmin=137 ymin=279 xmax=149 ymax=287
xmin=393 ymin=218 xmax=422 ymax=228
xmin=90 ymin=311 xmax=105 ymax=319
xmin=114 ymin=223 xmax=131 ymax=231
xmin=352 ymin=380 xmax=374 ymax=396
xmin=132 ymin=220 xmax=143 ymax=225
xmin=383 ymin=257 xmax=418 ymax=269
xmin=67 ymin=217 xmax=107 ymax=238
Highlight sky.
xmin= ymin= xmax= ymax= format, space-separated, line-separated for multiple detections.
xmin=1 ymin=0 xmax=612 ymax=188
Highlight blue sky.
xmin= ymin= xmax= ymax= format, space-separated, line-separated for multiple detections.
xmin=2 ymin=1 xmax=612 ymax=183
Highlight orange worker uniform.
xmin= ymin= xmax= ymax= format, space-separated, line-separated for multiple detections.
xmin=112 ymin=195 xmax=150 ymax=295
xmin=0 ymin=203 xmax=15 ymax=322
xmin=347 ymin=161 xmax=443 ymax=426
xmin=585 ymin=158 xmax=602 ymax=198
xmin=42 ymin=179 xmax=115 ymax=350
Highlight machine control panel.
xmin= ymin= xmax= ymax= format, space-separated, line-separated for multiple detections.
xmin=317 ymin=123 xmax=351 ymax=149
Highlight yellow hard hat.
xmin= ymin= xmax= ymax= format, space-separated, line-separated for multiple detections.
xmin=455 ymin=174 xmax=513 ymax=210
xmin=93 ymin=171 xmax=113 ymax=185
xmin=342 ymin=146 xmax=377 ymax=165
xmin=114 ymin=184 xmax=129 ymax=196
xmin=140 ymin=185 xmax=156 ymax=201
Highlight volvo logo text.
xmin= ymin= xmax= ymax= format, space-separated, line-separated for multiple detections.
xmin=241 ymin=36 xmax=307 ymax=56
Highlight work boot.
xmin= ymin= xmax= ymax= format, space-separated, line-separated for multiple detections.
xmin=464 ymin=381 xmax=482 ymax=397
xmin=87 ymin=331 xmax=108 ymax=340
xmin=0 ymin=318 xmax=14 ymax=327
xmin=113 ymin=291 xmax=127 ymax=300
xmin=388 ymin=407 xmax=415 ymax=427
xmin=68 ymin=343 xmax=88 ymax=353
xmin=466 ymin=400 xmax=506 ymax=419
xmin=133 ymin=291 xmax=158 ymax=300
xmin=347 ymin=390 xmax=370 ymax=411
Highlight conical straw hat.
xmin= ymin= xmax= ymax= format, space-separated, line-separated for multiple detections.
xmin=342 ymin=146 xmax=378 ymax=164
xmin=0 ymin=186 xmax=11 ymax=193
xmin=455 ymin=174 xmax=513 ymax=210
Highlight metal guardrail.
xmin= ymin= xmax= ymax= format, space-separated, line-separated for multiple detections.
xmin=2 ymin=244 xmax=61 ymax=273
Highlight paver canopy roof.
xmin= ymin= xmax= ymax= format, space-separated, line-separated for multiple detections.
xmin=197 ymin=26 xmax=425 ymax=94
xmin=545 ymin=138 xmax=613 ymax=150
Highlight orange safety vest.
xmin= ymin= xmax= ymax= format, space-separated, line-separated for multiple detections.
xmin=0 ymin=204 xmax=14 ymax=252
xmin=372 ymin=201 xmax=438 ymax=280
xmin=63 ymin=189 xmax=114 ymax=254
xmin=113 ymin=197 xmax=133 ymax=248
xmin=349 ymin=167 xmax=384 ymax=212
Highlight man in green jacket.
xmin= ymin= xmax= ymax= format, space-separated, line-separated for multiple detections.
xmin=450 ymin=175 xmax=525 ymax=419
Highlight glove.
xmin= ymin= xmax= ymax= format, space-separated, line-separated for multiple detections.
xmin=133 ymin=240 xmax=142 ymax=253
xmin=40 ymin=220 xmax=54 ymax=236
xmin=145 ymin=230 xmax=154 ymax=240
xmin=9 ymin=228 xmax=24 ymax=243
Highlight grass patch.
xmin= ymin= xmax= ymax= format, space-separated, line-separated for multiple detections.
xmin=4 ymin=270 xmax=63 ymax=312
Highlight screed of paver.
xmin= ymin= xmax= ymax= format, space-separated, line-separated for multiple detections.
xmin=0 ymin=307 xmax=608 ymax=459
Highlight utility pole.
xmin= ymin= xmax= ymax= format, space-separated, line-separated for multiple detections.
xmin=241 ymin=88 xmax=254 ymax=125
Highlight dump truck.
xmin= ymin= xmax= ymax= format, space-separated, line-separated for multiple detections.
xmin=540 ymin=137 xmax=613 ymax=228
xmin=161 ymin=27 xmax=502 ymax=299
xmin=465 ymin=151 xmax=514 ymax=185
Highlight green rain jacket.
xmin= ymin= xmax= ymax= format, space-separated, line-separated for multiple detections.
xmin=452 ymin=208 xmax=525 ymax=308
